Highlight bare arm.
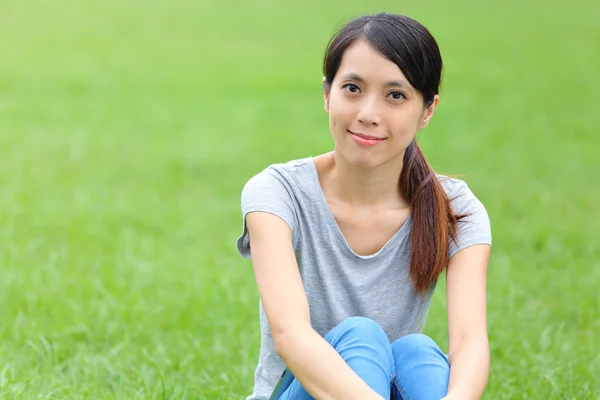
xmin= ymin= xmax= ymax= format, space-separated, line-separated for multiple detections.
xmin=246 ymin=212 xmax=384 ymax=400
xmin=443 ymin=244 xmax=491 ymax=400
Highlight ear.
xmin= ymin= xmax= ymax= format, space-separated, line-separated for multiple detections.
xmin=419 ymin=94 xmax=440 ymax=130
xmin=322 ymin=77 xmax=330 ymax=113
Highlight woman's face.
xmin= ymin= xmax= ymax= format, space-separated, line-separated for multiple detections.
xmin=324 ymin=40 xmax=438 ymax=169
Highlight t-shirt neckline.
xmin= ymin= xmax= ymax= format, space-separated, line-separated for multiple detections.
xmin=306 ymin=156 xmax=412 ymax=260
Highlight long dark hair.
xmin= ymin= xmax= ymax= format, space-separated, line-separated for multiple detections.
xmin=323 ymin=13 xmax=462 ymax=293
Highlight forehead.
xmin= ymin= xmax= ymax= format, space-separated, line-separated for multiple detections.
xmin=336 ymin=40 xmax=410 ymax=85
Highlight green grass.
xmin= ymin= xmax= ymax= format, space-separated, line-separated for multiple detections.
xmin=0 ymin=0 xmax=598 ymax=398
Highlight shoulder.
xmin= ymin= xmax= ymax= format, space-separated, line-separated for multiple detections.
xmin=239 ymin=157 xmax=315 ymax=227
xmin=436 ymin=174 xmax=471 ymax=198
xmin=436 ymin=174 xmax=485 ymax=213
xmin=237 ymin=158 xmax=313 ymax=258
xmin=243 ymin=157 xmax=313 ymax=191
xmin=436 ymin=175 xmax=492 ymax=256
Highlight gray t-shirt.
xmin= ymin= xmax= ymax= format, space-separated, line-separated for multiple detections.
xmin=236 ymin=157 xmax=492 ymax=400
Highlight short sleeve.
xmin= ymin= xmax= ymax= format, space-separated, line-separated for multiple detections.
xmin=442 ymin=177 xmax=492 ymax=259
xmin=236 ymin=166 xmax=298 ymax=259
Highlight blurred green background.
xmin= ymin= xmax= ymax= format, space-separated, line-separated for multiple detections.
xmin=0 ymin=0 xmax=598 ymax=398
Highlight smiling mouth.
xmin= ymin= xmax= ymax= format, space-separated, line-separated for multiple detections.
xmin=347 ymin=129 xmax=386 ymax=147
xmin=347 ymin=130 xmax=386 ymax=140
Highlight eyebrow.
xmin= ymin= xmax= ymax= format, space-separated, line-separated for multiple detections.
xmin=341 ymin=73 xmax=410 ymax=89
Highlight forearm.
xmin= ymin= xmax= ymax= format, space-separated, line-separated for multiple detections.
xmin=275 ymin=325 xmax=384 ymax=400
xmin=447 ymin=335 xmax=490 ymax=399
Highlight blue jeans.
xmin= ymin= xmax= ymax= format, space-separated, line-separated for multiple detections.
xmin=277 ymin=317 xmax=450 ymax=400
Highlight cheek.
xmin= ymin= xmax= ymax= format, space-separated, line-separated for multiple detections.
xmin=328 ymin=98 xmax=353 ymax=131
xmin=395 ymin=111 xmax=422 ymax=133
xmin=327 ymin=103 xmax=340 ymax=131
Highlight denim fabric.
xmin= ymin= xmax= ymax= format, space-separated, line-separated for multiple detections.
xmin=276 ymin=317 xmax=449 ymax=400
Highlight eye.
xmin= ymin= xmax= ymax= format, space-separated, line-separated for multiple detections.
xmin=388 ymin=91 xmax=405 ymax=100
xmin=342 ymin=83 xmax=361 ymax=94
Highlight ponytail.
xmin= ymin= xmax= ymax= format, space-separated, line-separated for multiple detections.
xmin=400 ymin=140 xmax=461 ymax=293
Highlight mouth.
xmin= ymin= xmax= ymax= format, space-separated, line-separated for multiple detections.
xmin=347 ymin=129 xmax=386 ymax=146
xmin=347 ymin=130 xmax=386 ymax=140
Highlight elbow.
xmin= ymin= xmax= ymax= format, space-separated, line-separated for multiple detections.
xmin=272 ymin=323 xmax=311 ymax=359
xmin=449 ymin=332 xmax=490 ymax=364
xmin=450 ymin=327 xmax=488 ymax=351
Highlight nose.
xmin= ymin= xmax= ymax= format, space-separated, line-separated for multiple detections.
xmin=357 ymin=98 xmax=381 ymax=127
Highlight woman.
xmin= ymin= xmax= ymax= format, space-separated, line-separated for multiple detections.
xmin=236 ymin=13 xmax=492 ymax=400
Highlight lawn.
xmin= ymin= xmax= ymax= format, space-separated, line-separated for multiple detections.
xmin=0 ymin=0 xmax=598 ymax=398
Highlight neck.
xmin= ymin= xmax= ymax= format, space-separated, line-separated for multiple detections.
xmin=316 ymin=151 xmax=409 ymax=209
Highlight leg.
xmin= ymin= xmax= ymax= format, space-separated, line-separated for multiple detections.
xmin=390 ymin=334 xmax=450 ymax=400
xmin=277 ymin=316 xmax=395 ymax=400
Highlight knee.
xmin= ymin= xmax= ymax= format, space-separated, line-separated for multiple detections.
xmin=331 ymin=316 xmax=387 ymax=339
xmin=391 ymin=334 xmax=447 ymax=364
xmin=391 ymin=334 xmax=450 ymax=397
xmin=325 ymin=316 xmax=390 ymax=347
xmin=325 ymin=316 xmax=394 ymax=375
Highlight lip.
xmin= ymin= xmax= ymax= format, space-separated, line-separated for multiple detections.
xmin=347 ymin=130 xmax=385 ymax=140
xmin=347 ymin=129 xmax=386 ymax=146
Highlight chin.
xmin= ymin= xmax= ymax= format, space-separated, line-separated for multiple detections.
xmin=337 ymin=147 xmax=385 ymax=169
